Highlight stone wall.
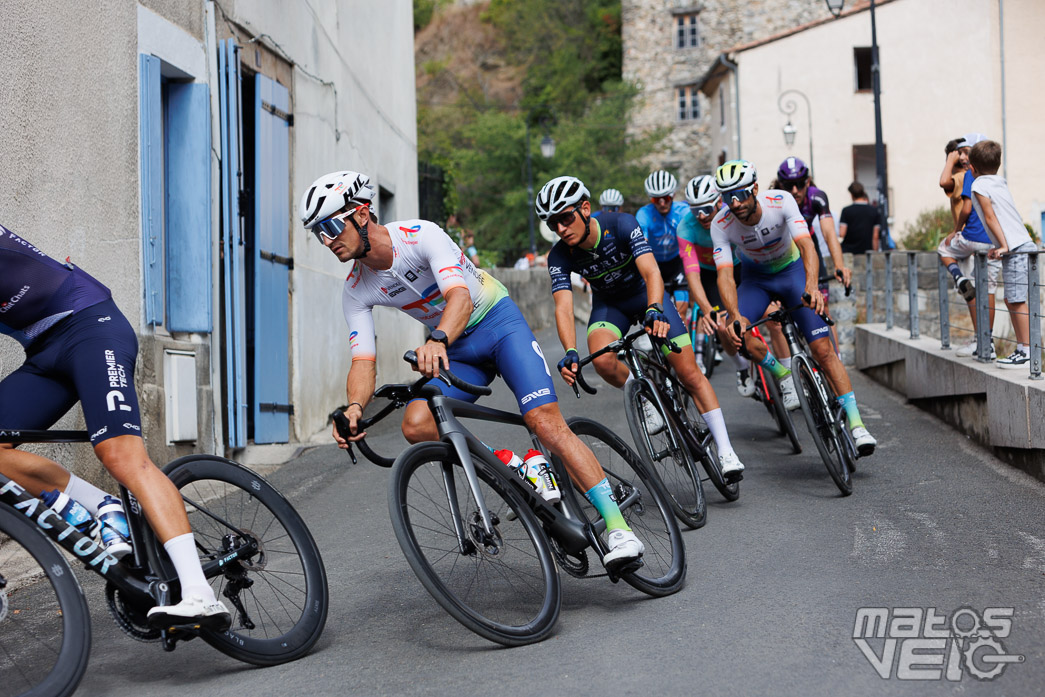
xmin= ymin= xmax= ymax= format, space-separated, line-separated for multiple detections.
xmin=622 ymin=0 xmax=830 ymax=182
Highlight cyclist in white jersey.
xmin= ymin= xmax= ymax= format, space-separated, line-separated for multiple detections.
xmin=711 ymin=160 xmax=876 ymax=456
xmin=301 ymin=170 xmax=645 ymax=568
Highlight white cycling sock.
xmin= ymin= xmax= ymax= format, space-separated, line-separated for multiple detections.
xmin=728 ymin=352 xmax=749 ymax=371
xmin=780 ymin=356 xmax=793 ymax=370
xmin=625 ymin=372 xmax=634 ymax=383
xmin=163 ymin=533 xmax=216 ymax=603
xmin=701 ymin=408 xmax=735 ymax=457
xmin=64 ymin=474 xmax=110 ymax=515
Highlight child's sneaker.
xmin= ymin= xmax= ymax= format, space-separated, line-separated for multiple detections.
xmin=956 ymin=276 xmax=976 ymax=302
xmin=997 ymin=348 xmax=1029 ymax=368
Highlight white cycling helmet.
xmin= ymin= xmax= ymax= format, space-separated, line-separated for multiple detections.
xmin=644 ymin=170 xmax=677 ymax=198
xmin=299 ymin=170 xmax=376 ymax=229
xmin=535 ymin=176 xmax=590 ymax=221
xmin=714 ymin=160 xmax=757 ymax=192
xmin=685 ymin=175 xmax=719 ymax=206
xmin=599 ymin=188 xmax=624 ymax=207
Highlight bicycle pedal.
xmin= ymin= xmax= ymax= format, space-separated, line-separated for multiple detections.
xmin=162 ymin=622 xmax=203 ymax=635
xmin=723 ymin=470 xmax=744 ymax=484
xmin=606 ymin=558 xmax=644 ymax=583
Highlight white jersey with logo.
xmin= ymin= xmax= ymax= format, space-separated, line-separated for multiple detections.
xmin=710 ymin=190 xmax=810 ymax=274
xmin=341 ymin=219 xmax=509 ymax=360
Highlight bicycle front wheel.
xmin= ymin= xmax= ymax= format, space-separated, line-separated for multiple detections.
xmin=765 ymin=372 xmax=802 ymax=454
xmin=568 ymin=418 xmax=686 ymax=597
xmin=0 ymin=505 xmax=91 ymax=697
xmin=792 ymin=358 xmax=852 ymax=495
xmin=161 ymin=457 xmax=329 ymax=665
xmin=624 ymin=378 xmax=706 ymax=529
xmin=702 ymin=334 xmax=718 ymax=378
xmin=677 ymin=385 xmax=739 ymax=502
xmin=389 ymin=442 xmax=560 ymax=646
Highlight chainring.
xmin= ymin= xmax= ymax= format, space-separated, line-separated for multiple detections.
xmin=549 ymin=536 xmax=589 ymax=578
xmin=106 ymin=582 xmax=160 ymax=642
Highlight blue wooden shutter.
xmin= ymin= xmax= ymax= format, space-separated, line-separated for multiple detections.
xmin=165 ymin=82 xmax=212 ymax=332
xmin=252 ymin=73 xmax=292 ymax=444
xmin=139 ymin=54 xmax=164 ymax=325
xmin=219 ymin=39 xmax=247 ymax=448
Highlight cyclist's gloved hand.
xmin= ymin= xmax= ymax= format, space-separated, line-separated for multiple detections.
xmin=644 ymin=304 xmax=668 ymax=331
xmin=557 ymin=349 xmax=580 ymax=375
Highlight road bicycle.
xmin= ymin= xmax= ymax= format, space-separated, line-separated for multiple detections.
xmin=572 ymin=329 xmax=739 ymax=529
xmin=332 ymin=351 xmax=685 ymax=647
xmin=734 ymin=298 xmax=856 ymax=495
xmin=0 ymin=430 xmax=328 ymax=697
xmin=688 ymin=306 xmax=723 ymax=378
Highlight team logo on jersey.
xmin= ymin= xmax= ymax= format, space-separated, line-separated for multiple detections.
xmin=400 ymin=224 xmax=421 ymax=239
xmin=405 ymin=270 xmax=418 ymax=282
xmin=349 ymin=330 xmax=360 ymax=349
xmin=0 ymin=285 xmax=30 ymax=313
xmin=766 ymin=194 xmax=784 ymax=203
xmin=380 ymin=285 xmax=406 ymax=298
xmin=549 ymin=266 xmax=562 ymax=275
xmin=630 ymin=227 xmax=644 ymax=240
xmin=402 ymin=283 xmax=444 ymax=314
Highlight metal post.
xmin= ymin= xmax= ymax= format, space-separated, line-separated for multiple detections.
xmin=865 ymin=252 xmax=873 ymax=322
xmin=870 ymin=0 xmax=891 ymax=250
xmin=525 ymin=121 xmax=536 ymax=258
xmin=974 ymin=252 xmax=991 ymax=363
xmin=1029 ymin=251 xmax=1042 ymax=379
xmin=907 ymin=253 xmax=919 ymax=339
xmin=884 ymin=251 xmax=893 ymax=329
xmin=938 ymin=260 xmax=951 ymax=349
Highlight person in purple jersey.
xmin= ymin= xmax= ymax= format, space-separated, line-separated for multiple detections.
xmin=0 ymin=224 xmax=231 ymax=629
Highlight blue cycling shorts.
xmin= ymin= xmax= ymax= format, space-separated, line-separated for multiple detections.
xmin=587 ymin=289 xmax=692 ymax=353
xmin=737 ymin=260 xmax=830 ymax=344
xmin=424 ymin=297 xmax=558 ymax=415
xmin=0 ymin=299 xmax=143 ymax=445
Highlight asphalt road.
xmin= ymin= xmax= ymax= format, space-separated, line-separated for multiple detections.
xmin=72 ymin=322 xmax=1044 ymax=696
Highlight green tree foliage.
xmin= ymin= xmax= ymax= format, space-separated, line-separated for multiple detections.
xmin=417 ymin=0 xmax=663 ymax=265
xmin=900 ymin=206 xmax=953 ymax=250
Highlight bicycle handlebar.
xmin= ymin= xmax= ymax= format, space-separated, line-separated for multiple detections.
xmin=731 ymin=295 xmax=834 ymax=343
xmin=568 ymin=329 xmax=680 ymax=398
xmin=330 ymin=350 xmax=493 ymax=467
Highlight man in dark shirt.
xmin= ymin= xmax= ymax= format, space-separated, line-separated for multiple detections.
xmin=838 ymin=182 xmax=881 ymax=254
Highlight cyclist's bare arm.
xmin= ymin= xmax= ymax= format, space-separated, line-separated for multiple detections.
xmin=717 ymin=264 xmax=743 ymax=345
xmin=685 ymin=269 xmax=717 ymax=335
xmin=795 ymin=235 xmax=826 ymax=315
xmin=553 ymin=289 xmax=579 ymax=383
xmin=819 ymin=216 xmax=851 ymax=286
xmin=635 ymin=252 xmax=665 ymax=308
xmin=338 ymin=359 xmax=377 ymax=445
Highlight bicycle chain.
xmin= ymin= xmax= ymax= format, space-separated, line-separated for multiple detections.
xmin=548 ymin=536 xmax=590 ymax=578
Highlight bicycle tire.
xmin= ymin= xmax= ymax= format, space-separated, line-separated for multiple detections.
xmin=388 ymin=442 xmax=560 ymax=646
xmin=702 ymin=334 xmax=718 ymax=378
xmin=674 ymin=375 xmax=739 ymax=502
xmin=765 ymin=372 xmax=802 ymax=454
xmin=160 ymin=457 xmax=329 ymax=665
xmin=0 ymin=505 xmax=91 ymax=697
xmin=623 ymin=378 xmax=706 ymax=529
xmin=567 ymin=418 xmax=686 ymax=596
xmin=791 ymin=358 xmax=853 ymax=496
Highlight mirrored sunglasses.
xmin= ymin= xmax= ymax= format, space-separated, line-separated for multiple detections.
xmin=312 ymin=210 xmax=355 ymax=243
xmin=722 ymin=186 xmax=755 ymax=205
xmin=547 ymin=205 xmax=581 ymax=231
xmin=781 ymin=178 xmax=808 ymax=191
xmin=691 ymin=204 xmax=717 ymax=218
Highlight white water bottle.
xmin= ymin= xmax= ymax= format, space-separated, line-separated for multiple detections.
xmin=97 ymin=495 xmax=132 ymax=559
xmin=523 ymin=450 xmax=561 ymax=504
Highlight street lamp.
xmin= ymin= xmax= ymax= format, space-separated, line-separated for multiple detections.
xmin=777 ymin=89 xmax=813 ymax=173
xmin=525 ymin=117 xmax=556 ymax=258
xmin=826 ymin=0 xmax=890 ymax=245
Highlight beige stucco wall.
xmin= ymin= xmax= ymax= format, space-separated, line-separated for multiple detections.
xmin=729 ymin=0 xmax=1045 ymax=238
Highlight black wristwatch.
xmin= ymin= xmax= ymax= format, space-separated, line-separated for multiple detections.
xmin=428 ymin=329 xmax=449 ymax=346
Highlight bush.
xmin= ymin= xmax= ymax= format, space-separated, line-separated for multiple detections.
xmin=900 ymin=206 xmax=952 ymax=251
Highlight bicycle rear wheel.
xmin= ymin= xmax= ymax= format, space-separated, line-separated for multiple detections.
xmin=0 ymin=505 xmax=91 ymax=697
xmin=161 ymin=457 xmax=329 ymax=665
xmin=765 ymin=371 xmax=802 ymax=454
xmin=389 ymin=442 xmax=560 ymax=646
xmin=568 ymin=418 xmax=686 ymax=597
xmin=792 ymin=358 xmax=852 ymax=496
xmin=624 ymin=378 xmax=706 ymax=529
xmin=676 ymin=382 xmax=739 ymax=502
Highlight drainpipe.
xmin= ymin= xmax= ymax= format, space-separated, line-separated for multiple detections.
xmin=720 ymin=54 xmax=741 ymax=158
xmin=999 ymin=0 xmax=1008 ymax=178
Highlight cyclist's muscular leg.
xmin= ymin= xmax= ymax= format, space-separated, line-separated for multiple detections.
xmin=93 ymin=435 xmax=190 ymax=542
xmin=809 ymin=337 xmax=852 ymax=396
xmin=588 ymin=328 xmax=629 ymax=388
xmin=0 ymin=443 xmax=72 ymax=497
xmin=666 ymin=346 xmax=720 ymax=412
xmin=523 ymin=403 xmax=603 ymax=492
xmin=402 ymin=400 xmax=439 ymax=443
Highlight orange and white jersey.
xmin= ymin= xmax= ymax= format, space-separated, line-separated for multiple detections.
xmin=341 ymin=219 xmax=508 ymax=360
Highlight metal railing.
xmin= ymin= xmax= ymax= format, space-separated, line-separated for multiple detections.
xmin=862 ymin=249 xmax=1043 ymax=380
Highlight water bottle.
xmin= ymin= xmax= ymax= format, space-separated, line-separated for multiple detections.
xmin=40 ymin=489 xmax=97 ymax=535
xmin=96 ymin=495 xmax=132 ymax=559
xmin=523 ymin=450 xmax=560 ymax=504
xmin=493 ymin=449 xmax=532 ymax=489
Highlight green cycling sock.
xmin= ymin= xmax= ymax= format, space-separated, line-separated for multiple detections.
xmin=584 ymin=479 xmax=630 ymax=532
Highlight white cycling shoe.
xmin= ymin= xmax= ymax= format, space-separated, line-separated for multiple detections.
xmin=603 ymin=529 xmax=644 ymax=569
xmin=640 ymin=397 xmax=665 ymax=435
xmin=148 ymin=595 xmax=232 ymax=631
xmin=736 ymin=370 xmax=755 ymax=397
xmin=718 ymin=450 xmax=745 ymax=483
xmin=851 ymin=426 xmax=877 ymax=457
xmin=779 ymin=375 xmax=800 ymax=411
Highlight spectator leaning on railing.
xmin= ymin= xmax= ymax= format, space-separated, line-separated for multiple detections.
xmin=969 ymin=140 xmax=1037 ymax=367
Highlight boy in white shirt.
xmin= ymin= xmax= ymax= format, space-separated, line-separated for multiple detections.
xmin=969 ymin=140 xmax=1037 ymax=367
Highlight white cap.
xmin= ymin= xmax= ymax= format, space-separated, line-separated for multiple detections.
xmin=958 ymin=132 xmax=987 ymax=149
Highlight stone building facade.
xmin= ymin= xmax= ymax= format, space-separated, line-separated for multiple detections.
xmin=623 ymin=0 xmax=832 ymax=187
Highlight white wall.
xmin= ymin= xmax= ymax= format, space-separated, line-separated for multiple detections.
xmin=729 ymin=0 xmax=1045 ymax=239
